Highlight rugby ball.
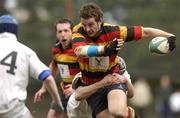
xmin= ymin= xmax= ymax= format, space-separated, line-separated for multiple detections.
xmin=149 ymin=36 xmax=170 ymax=55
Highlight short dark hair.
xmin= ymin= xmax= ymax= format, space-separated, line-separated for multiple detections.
xmin=54 ymin=18 xmax=74 ymax=31
xmin=79 ymin=3 xmax=103 ymax=22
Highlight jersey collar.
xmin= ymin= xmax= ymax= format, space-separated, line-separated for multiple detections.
xmin=0 ymin=32 xmax=17 ymax=41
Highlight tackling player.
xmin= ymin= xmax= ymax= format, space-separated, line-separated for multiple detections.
xmin=0 ymin=15 xmax=62 ymax=118
xmin=67 ymin=56 xmax=135 ymax=118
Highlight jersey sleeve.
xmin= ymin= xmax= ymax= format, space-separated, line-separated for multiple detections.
xmin=29 ymin=51 xmax=50 ymax=80
xmin=119 ymin=26 xmax=144 ymax=42
xmin=71 ymin=32 xmax=87 ymax=56
xmin=72 ymin=33 xmax=86 ymax=47
xmin=123 ymin=71 xmax=131 ymax=84
xmin=72 ymin=33 xmax=104 ymax=57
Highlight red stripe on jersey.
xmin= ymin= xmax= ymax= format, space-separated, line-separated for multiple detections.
xmin=109 ymin=54 xmax=116 ymax=62
xmin=134 ymin=26 xmax=142 ymax=40
xmin=72 ymin=41 xmax=86 ymax=51
xmin=128 ymin=107 xmax=131 ymax=118
xmin=63 ymin=48 xmax=75 ymax=56
xmin=52 ymin=43 xmax=80 ymax=83
xmin=52 ymin=47 xmax=61 ymax=55
xmin=78 ymin=57 xmax=89 ymax=64
xmin=81 ymin=64 xmax=120 ymax=85
xmin=97 ymin=31 xmax=120 ymax=43
xmin=84 ymin=31 xmax=120 ymax=43
xmin=81 ymin=77 xmax=102 ymax=85
xmin=69 ymin=68 xmax=80 ymax=75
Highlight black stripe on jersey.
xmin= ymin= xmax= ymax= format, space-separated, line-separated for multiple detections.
xmin=53 ymin=41 xmax=72 ymax=52
xmin=102 ymin=25 xmax=119 ymax=34
xmin=81 ymin=65 xmax=116 ymax=79
xmin=53 ymin=41 xmax=63 ymax=50
xmin=72 ymin=37 xmax=86 ymax=44
xmin=77 ymin=27 xmax=87 ymax=35
xmin=126 ymin=26 xmax=135 ymax=42
xmin=56 ymin=61 xmax=79 ymax=68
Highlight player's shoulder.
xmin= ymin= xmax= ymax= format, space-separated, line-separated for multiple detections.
xmin=17 ymin=42 xmax=36 ymax=56
xmin=72 ymin=32 xmax=86 ymax=40
xmin=54 ymin=40 xmax=61 ymax=48
xmin=103 ymin=22 xmax=118 ymax=27
xmin=51 ymin=42 xmax=62 ymax=54
xmin=73 ymin=23 xmax=82 ymax=32
xmin=102 ymin=22 xmax=120 ymax=33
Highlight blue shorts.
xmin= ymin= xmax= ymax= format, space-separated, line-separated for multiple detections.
xmin=86 ymin=83 xmax=127 ymax=116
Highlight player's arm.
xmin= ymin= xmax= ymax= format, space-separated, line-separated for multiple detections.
xmin=49 ymin=60 xmax=58 ymax=77
xmin=143 ymin=27 xmax=175 ymax=38
xmin=34 ymin=70 xmax=64 ymax=112
xmin=126 ymin=80 xmax=134 ymax=98
xmin=116 ymin=56 xmax=134 ymax=98
xmin=29 ymin=52 xmax=63 ymax=112
xmin=143 ymin=27 xmax=176 ymax=51
xmin=72 ymin=32 xmax=104 ymax=57
xmin=34 ymin=60 xmax=58 ymax=103
xmin=34 ymin=83 xmax=46 ymax=103
xmin=75 ymin=83 xmax=103 ymax=101
xmin=42 ymin=74 xmax=64 ymax=112
xmin=113 ymin=72 xmax=134 ymax=98
xmin=75 ymin=74 xmax=122 ymax=101
xmin=72 ymin=33 xmax=123 ymax=57
xmin=120 ymin=26 xmax=176 ymax=51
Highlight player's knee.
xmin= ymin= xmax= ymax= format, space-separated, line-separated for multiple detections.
xmin=109 ymin=108 xmax=127 ymax=118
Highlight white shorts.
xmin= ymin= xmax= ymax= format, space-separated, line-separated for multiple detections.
xmin=0 ymin=99 xmax=33 ymax=118
xmin=67 ymin=93 xmax=92 ymax=118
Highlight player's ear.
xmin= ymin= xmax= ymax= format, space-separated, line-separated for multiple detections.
xmin=96 ymin=18 xmax=102 ymax=23
xmin=99 ymin=18 xmax=103 ymax=22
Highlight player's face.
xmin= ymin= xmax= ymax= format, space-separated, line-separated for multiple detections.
xmin=56 ymin=23 xmax=72 ymax=49
xmin=81 ymin=17 xmax=101 ymax=37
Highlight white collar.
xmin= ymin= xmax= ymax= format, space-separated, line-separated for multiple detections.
xmin=0 ymin=32 xmax=17 ymax=41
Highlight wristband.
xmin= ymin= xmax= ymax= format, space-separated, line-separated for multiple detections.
xmin=51 ymin=102 xmax=64 ymax=113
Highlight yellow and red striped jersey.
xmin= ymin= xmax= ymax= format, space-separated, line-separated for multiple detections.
xmin=72 ymin=23 xmax=143 ymax=85
xmin=52 ymin=42 xmax=80 ymax=86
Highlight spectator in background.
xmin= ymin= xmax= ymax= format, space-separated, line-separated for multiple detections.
xmin=169 ymin=84 xmax=180 ymax=118
xmin=156 ymin=75 xmax=173 ymax=118
xmin=130 ymin=77 xmax=153 ymax=118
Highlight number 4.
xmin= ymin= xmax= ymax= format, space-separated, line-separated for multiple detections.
xmin=0 ymin=51 xmax=17 ymax=75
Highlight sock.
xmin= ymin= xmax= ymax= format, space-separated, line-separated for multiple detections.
xmin=127 ymin=106 xmax=141 ymax=118
xmin=127 ymin=106 xmax=134 ymax=118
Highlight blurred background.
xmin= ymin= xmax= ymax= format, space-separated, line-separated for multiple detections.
xmin=1 ymin=0 xmax=180 ymax=118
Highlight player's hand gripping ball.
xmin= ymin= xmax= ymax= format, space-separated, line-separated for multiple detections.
xmin=149 ymin=36 xmax=171 ymax=55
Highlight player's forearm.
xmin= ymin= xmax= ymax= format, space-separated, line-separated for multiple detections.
xmin=121 ymin=71 xmax=134 ymax=98
xmin=126 ymin=81 xmax=134 ymax=98
xmin=74 ymin=45 xmax=104 ymax=57
xmin=43 ymin=75 xmax=61 ymax=104
xmin=41 ymin=82 xmax=47 ymax=91
xmin=143 ymin=27 xmax=174 ymax=38
xmin=75 ymin=81 xmax=104 ymax=101
xmin=49 ymin=61 xmax=58 ymax=77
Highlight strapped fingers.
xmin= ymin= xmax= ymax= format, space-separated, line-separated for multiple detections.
xmin=116 ymin=39 xmax=124 ymax=50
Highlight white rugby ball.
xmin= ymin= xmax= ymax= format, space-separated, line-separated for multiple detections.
xmin=149 ymin=36 xmax=170 ymax=55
